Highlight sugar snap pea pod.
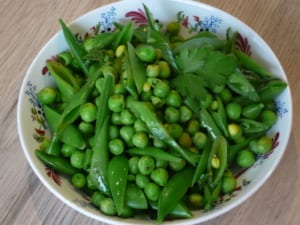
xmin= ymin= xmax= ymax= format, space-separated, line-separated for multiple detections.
xmin=89 ymin=72 xmax=114 ymax=195
xmin=35 ymin=150 xmax=79 ymax=175
xmin=258 ymin=79 xmax=287 ymax=102
xmin=227 ymin=71 xmax=259 ymax=101
xmin=210 ymin=97 xmax=229 ymax=137
xmin=83 ymin=32 xmax=119 ymax=52
xmin=199 ymin=109 xmax=222 ymax=140
xmin=59 ymin=19 xmax=89 ymax=76
xmin=192 ymin=141 xmax=211 ymax=186
xmin=207 ymin=136 xmax=228 ymax=187
xmin=125 ymin=183 xmax=148 ymax=209
xmin=113 ymin=22 xmax=134 ymax=49
xmin=57 ymin=51 xmax=73 ymax=65
xmin=157 ymin=166 xmax=194 ymax=223
xmin=107 ymin=155 xmax=129 ymax=216
xmin=127 ymin=42 xmax=147 ymax=94
xmin=129 ymin=101 xmax=198 ymax=165
xmin=241 ymin=102 xmax=264 ymax=119
xmin=46 ymin=60 xmax=75 ymax=102
xmin=239 ymin=118 xmax=269 ymax=134
xmin=149 ymin=201 xmax=192 ymax=219
xmin=234 ymin=49 xmax=273 ymax=77
xmin=127 ymin=147 xmax=182 ymax=163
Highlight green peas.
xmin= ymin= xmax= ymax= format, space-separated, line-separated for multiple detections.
xmin=153 ymin=80 xmax=170 ymax=98
xmin=111 ymin=112 xmax=122 ymax=125
xmin=138 ymin=155 xmax=155 ymax=175
xmin=109 ymin=138 xmax=125 ymax=155
xmin=158 ymin=61 xmax=171 ymax=78
xmin=120 ymin=126 xmax=135 ymax=145
xmin=222 ymin=175 xmax=236 ymax=194
xmin=129 ymin=156 xmax=140 ymax=174
xmin=136 ymin=174 xmax=150 ymax=189
xmin=192 ymin=132 xmax=207 ymax=149
xmin=228 ymin=123 xmax=242 ymax=141
xmin=95 ymin=77 xmax=105 ymax=93
xmin=226 ymin=102 xmax=242 ymax=120
xmin=236 ymin=149 xmax=255 ymax=168
xmin=37 ymin=87 xmax=57 ymax=105
xmin=146 ymin=64 xmax=160 ymax=77
xmin=187 ymin=193 xmax=204 ymax=209
xmin=91 ymin=191 xmax=105 ymax=208
xmin=166 ymin=90 xmax=182 ymax=107
xmin=167 ymin=21 xmax=180 ymax=35
xmin=249 ymin=136 xmax=272 ymax=154
xmin=132 ymin=131 xmax=149 ymax=148
xmin=134 ymin=119 xmax=148 ymax=132
xmin=187 ymin=120 xmax=200 ymax=135
xmin=108 ymin=94 xmax=125 ymax=113
xmin=80 ymin=102 xmax=97 ymax=123
xmin=120 ymin=109 xmax=135 ymax=125
xmin=179 ymin=105 xmax=193 ymax=122
xmin=260 ymin=109 xmax=277 ymax=127
xmin=71 ymin=173 xmax=86 ymax=188
xmin=61 ymin=143 xmax=78 ymax=157
xmin=78 ymin=121 xmax=94 ymax=134
xmin=178 ymin=132 xmax=192 ymax=149
xmin=164 ymin=106 xmax=180 ymax=123
xmin=70 ymin=151 xmax=85 ymax=169
xmin=151 ymin=168 xmax=169 ymax=186
xmin=136 ymin=44 xmax=157 ymax=62
xmin=100 ymin=198 xmax=117 ymax=216
xmin=165 ymin=123 xmax=183 ymax=139
xmin=169 ymin=158 xmax=186 ymax=172
xmin=144 ymin=182 xmax=160 ymax=201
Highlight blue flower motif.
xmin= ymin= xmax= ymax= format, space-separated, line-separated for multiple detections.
xmin=25 ymin=81 xmax=40 ymax=108
xmin=201 ymin=16 xmax=222 ymax=33
xmin=99 ymin=6 xmax=117 ymax=32
xmin=275 ymin=100 xmax=288 ymax=118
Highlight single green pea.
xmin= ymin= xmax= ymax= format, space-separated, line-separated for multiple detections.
xmin=260 ymin=109 xmax=277 ymax=127
xmin=236 ymin=149 xmax=255 ymax=168
xmin=222 ymin=175 xmax=237 ymax=194
xmin=153 ymin=80 xmax=170 ymax=98
xmin=179 ymin=105 xmax=193 ymax=123
xmin=100 ymin=197 xmax=117 ymax=216
xmin=158 ymin=61 xmax=171 ymax=78
xmin=169 ymin=158 xmax=186 ymax=172
xmin=109 ymin=125 xmax=120 ymax=139
xmin=132 ymin=131 xmax=149 ymax=148
xmin=61 ymin=143 xmax=78 ymax=157
xmin=178 ymin=132 xmax=192 ymax=149
xmin=192 ymin=132 xmax=207 ymax=149
xmin=108 ymin=94 xmax=125 ymax=113
xmin=153 ymin=139 xmax=167 ymax=149
xmin=228 ymin=123 xmax=243 ymax=141
xmin=165 ymin=123 xmax=183 ymax=139
xmin=114 ymin=83 xmax=126 ymax=94
xmin=200 ymin=93 xmax=213 ymax=109
xmin=167 ymin=21 xmax=181 ymax=35
xmin=187 ymin=120 xmax=200 ymax=135
xmin=136 ymin=44 xmax=157 ymax=62
xmin=95 ymin=77 xmax=105 ymax=93
xmin=111 ymin=112 xmax=122 ymax=125
xmin=109 ymin=138 xmax=125 ymax=155
xmin=166 ymin=90 xmax=182 ymax=107
xmin=187 ymin=193 xmax=204 ymax=209
xmin=249 ymin=136 xmax=273 ymax=154
xmin=150 ymin=168 xmax=169 ymax=186
xmin=164 ymin=106 xmax=180 ymax=123
xmin=120 ymin=126 xmax=135 ymax=145
xmin=226 ymin=102 xmax=242 ymax=120
xmin=138 ymin=155 xmax=155 ymax=175
xmin=70 ymin=151 xmax=85 ymax=169
xmin=146 ymin=64 xmax=160 ymax=78
xmin=144 ymin=182 xmax=160 ymax=201
xmin=136 ymin=174 xmax=150 ymax=189
xmin=129 ymin=156 xmax=140 ymax=174
xmin=37 ymin=87 xmax=57 ymax=105
xmin=120 ymin=109 xmax=135 ymax=125
xmin=71 ymin=173 xmax=86 ymax=189
xmin=78 ymin=121 xmax=94 ymax=134
xmin=91 ymin=191 xmax=105 ymax=208
xmin=134 ymin=119 xmax=148 ymax=132
xmin=80 ymin=102 xmax=97 ymax=123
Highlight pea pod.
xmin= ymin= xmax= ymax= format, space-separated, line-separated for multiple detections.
xmin=199 ymin=109 xmax=222 ymax=140
xmin=83 ymin=32 xmax=119 ymax=52
xmin=35 ymin=150 xmax=79 ymax=175
xmin=210 ymin=97 xmax=229 ymax=137
xmin=125 ymin=183 xmax=148 ymax=209
xmin=258 ymin=79 xmax=287 ymax=102
xmin=127 ymin=147 xmax=182 ymax=163
xmin=241 ymin=102 xmax=264 ymax=119
xmin=239 ymin=118 xmax=269 ymax=134
xmin=129 ymin=101 xmax=198 ymax=165
xmin=107 ymin=155 xmax=129 ymax=216
xmin=150 ymin=201 xmax=192 ymax=219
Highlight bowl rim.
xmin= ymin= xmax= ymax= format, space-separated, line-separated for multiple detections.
xmin=17 ymin=0 xmax=293 ymax=224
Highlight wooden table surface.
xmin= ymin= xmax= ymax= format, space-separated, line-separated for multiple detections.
xmin=1 ymin=0 xmax=299 ymax=224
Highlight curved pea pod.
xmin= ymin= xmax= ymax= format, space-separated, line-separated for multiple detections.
xmin=149 ymin=201 xmax=192 ymax=219
xmin=107 ymin=155 xmax=129 ymax=216
xmin=241 ymin=102 xmax=264 ymax=119
xmin=207 ymin=136 xmax=228 ymax=187
xmin=234 ymin=49 xmax=273 ymax=77
xmin=199 ymin=109 xmax=222 ymax=140
xmin=129 ymin=101 xmax=198 ymax=165
xmin=35 ymin=150 xmax=79 ymax=176
xmin=83 ymin=32 xmax=119 ymax=52
xmin=239 ymin=118 xmax=269 ymax=134
xmin=157 ymin=166 xmax=194 ymax=223
xmin=127 ymin=147 xmax=182 ymax=163
xmin=46 ymin=60 xmax=75 ymax=102
xmin=210 ymin=97 xmax=229 ymax=137
xmin=125 ymin=183 xmax=148 ymax=209
xmin=258 ymin=79 xmax=287 ymax=102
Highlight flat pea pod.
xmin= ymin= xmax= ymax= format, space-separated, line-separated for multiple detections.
xmin=129 ymin=101 xmax=198 ymax=165
xmin=258 ymin=79 xmax=287 ymax=102
xmin=210 ymin=97 xmax=229 ymax=137
xmin=150 ymin=201 xmax=192 ymax=219
xmin=125 ymin=183 xmax=148 ymax=209
xmin=127 ymin=147 xmax=182 ymax=163
xmin=107 ymin=155 xmax=129 ymax=216
xmin=157 ymin=166 xmax=194 ymax=223
xmin=35 ymin=150 xmax=79 ymax=176
xmin=241 ymin=102 xmax=264 ymax=119
xmin=199 ymin=109 xmax=222 ymax=140
xmin=239 ymin=118 xmax=269 ymax=134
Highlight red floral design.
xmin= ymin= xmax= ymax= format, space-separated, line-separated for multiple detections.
xmin=193 ymin=16 xmax=200 ymax=22
xmin=46 ymin=167 xmax=62 ymax=186
xmin=236 ymin=33 xmax=252 ymax=56
xmin=181 ymin=16 xmax=189 ymax=28
xmin=125 ymin=9 xmax=148 ymax=26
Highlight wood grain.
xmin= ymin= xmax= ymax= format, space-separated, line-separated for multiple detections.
xmin=0 ymin=0 xmax=299 ymax=225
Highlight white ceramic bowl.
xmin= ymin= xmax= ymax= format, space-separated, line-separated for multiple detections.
xmin=17 ymin=0 xmax=292 ymax=224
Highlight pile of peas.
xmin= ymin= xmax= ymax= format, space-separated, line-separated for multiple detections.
xmin=35 ymin=12 xmax=284 ymax=223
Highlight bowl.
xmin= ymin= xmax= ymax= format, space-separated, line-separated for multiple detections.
xmin=17 ymin=0 xmax=292 ymax=224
